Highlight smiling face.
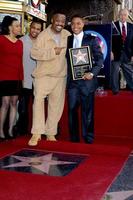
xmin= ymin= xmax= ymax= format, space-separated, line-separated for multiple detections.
xmin=71 ymin=17 xmax=84 ymax=35
xmin=51 ymin=13 xmax=66 ymax=34
xmin=29 ymin=22 xmax=42 ymax=39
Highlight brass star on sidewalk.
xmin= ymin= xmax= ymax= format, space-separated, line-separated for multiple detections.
xmin=3 ymin=153 xmax=76 ymax=174
xmin=104 ymin=191 xmax=133 ymax=200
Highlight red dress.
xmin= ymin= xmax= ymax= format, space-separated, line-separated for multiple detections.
xmin=0 ymin=35 xmax=23 ymax=96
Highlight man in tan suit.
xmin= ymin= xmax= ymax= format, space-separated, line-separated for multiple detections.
xmin=28 ymin=12 xmax=70 ymax=146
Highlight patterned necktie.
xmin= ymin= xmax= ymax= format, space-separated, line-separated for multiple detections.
xmin=122 ymin=23 xmax=126 ymax=43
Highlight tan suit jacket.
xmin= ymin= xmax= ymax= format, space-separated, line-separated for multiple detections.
xmin=31 ymin=25 xmax=71 ymax=78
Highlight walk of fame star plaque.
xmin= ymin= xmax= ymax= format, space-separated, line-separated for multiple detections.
xmin=69 ymin=46 xmax=92 ymax=80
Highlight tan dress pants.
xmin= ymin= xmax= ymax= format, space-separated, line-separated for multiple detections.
xmin=31 ymin=76 xmax=66 ymax=136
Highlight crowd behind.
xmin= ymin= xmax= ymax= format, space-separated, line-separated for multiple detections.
xmin=0 ymin=8 xmax=133 ymax=146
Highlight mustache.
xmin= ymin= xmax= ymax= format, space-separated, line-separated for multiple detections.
xmin=56 ymin=25 xmax=64 ymax=28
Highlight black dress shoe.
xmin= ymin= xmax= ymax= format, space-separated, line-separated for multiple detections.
xmin=13 ymin=125 xmax=27 ymax=136
xmin=7 ymin=135 xmax=14 ymax=139
xmin=84 ymin=138 xmax=94 ymax=144
xmin=112 ymin=91 xmax=119 ymax=95
xmin=85 ymin=140 xmax=93 ymax=144
xmin=71 ymin=139 xmax=80 ymax=143
xmin=70 ymin=137 xmax=80 ymax=143
xmin=7 ymin=132 xmax=15 ymax=139
xmin=84 ymin=134 xmax=94 ymax=144
xmin=0 ymin=136 xmax=5 ymax=141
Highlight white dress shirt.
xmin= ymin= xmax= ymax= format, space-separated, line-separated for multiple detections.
xmin=73 ymin=31 xmax=84 ymax=48
xmin=119 ymin=21 xmax=127 ymax=35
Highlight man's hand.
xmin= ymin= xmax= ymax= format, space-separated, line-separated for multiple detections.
xmin=54 ymin=47 xmax=65 ymax=55
xmin=82 ymin=72 xmax=94 ymax=80
xmin=131 ymin=56 xmax=133 ymax=63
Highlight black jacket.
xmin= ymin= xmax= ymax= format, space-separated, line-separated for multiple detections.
xmin=112 ymin=21 xmax=133 ymax=61
xmin=66 ymin=33 xmax=104 ymax=92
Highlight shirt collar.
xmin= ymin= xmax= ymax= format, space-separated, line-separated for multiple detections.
xmin=119 ymin=21 xmax=127 ymax=34
xmin=73 ymin=31 xmax=84 ymax=40
xmin=119 ymin=21 xmax=127 ymax=27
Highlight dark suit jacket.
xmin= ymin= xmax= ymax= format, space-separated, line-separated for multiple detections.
xmin=66 ymin=33 xmax=104 ymax=93
xmin=112 ymin=21 xmax=133 ymax=61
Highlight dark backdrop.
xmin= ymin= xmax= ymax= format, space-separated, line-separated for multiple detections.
xmin=46 ymin=0 xmax=113 ymax=25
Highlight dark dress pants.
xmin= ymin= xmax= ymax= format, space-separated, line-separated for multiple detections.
xmin=111 ymin=60 xmax=133 ymax=93
xmin=111 ymin=61 xmax=120 ymax=93
xmin=121 ymin=62 xmax=133 ymax=90
xmin=68 ymin=84 xmax=94 ymax=143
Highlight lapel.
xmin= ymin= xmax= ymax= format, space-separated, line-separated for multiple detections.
xmin=126 ymin=22 xmax=131 ymax=38
xmin=68 ymin=35 xmax=74 ymax=48
xmin=115 ymin=21 xmax=121 ymax=36
xmin=116 ymin=21 xmax=131 ymax=39
xmin=81 ymin=34 xmax=89 ymax=46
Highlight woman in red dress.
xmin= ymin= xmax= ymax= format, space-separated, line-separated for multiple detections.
xmin=0 ymin=16 xmax=23 ymax=139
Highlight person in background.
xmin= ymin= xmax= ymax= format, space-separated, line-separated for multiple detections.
xmin=66 ymin=15 xmax=103 ymax=143
xmin=28 ymin=11 xmax=71 ymax=146
xmin=111 ymin=8 xmax=133 ymax=95
xmin=15 ymin=19 xmax=43 ymax=135
xmin=0 ymin=16 xmax=23 ymax=139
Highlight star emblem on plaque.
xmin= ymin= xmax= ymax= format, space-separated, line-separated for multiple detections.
xmin=69 ymin=46 xmax=92 ymax=80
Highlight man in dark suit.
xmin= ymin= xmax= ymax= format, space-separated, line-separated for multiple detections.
xmin=66 ymin=15 xmax=103 ymax=143
xmin=111 ymin=8 xmax=133 ymax=94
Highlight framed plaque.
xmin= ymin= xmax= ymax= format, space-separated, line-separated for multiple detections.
xmin=69 ymin=46 xmax=92 ymax=80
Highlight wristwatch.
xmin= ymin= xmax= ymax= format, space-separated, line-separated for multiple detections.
xmin=89 ymin=72 xmax=94 ymax=77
